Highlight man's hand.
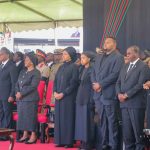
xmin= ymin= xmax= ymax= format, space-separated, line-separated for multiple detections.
xmin=54 ymin=92 xmax=64 ymax=100
xmin=143 ymin=81 xmax=150 ymax=90
xmin=16 ymin=92 xmax=22 ymax=101
xmin=8 ymin=97 xmax=14 ymax=103
xmin=57 ymin=93 xmax=64 ymax=100
xmin=92 ymin=83 xmax=101 ymax=92
xmin=54 ymin=92 xmax=59 ymax=99
xmin=118 ymin=93 xmax=128 ymax=103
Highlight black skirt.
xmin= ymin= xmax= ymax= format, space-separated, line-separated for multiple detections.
xmin=75 ymin=104 xmax=95 ymax=143
xmin=17 ymin=101 xmax=38 ymax=132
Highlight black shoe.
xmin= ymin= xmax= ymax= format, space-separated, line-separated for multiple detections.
xmin=25 ymin=139 xmax=37 ymax=144
xmin=102 ymin=145 xmax=110 ymax=150
xmin=64 ymin=144 xmax=73 ymax=148
xmin=17 ymin=137 xmax=29 ymax=143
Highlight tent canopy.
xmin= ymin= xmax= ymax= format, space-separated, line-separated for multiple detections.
xmin=0 ymin=0 xmax=83 ymax=32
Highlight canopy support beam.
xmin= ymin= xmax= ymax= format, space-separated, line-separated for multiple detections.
xmin=0 ymin=19 xmax=83 ymax=24
xmin=0 ymin=0 xmax=27 ymax=4
xmin=71 ymin=0 xmax=82 ymax=6
xmin=14 ymin=1 xmax=55 ymax=23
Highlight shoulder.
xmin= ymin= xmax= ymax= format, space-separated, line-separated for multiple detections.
xmin=34 ymin=68 xmax=41 ymax=75
xmin=95 ymin=54 xmax=103 ymax=60
xmin=114 ymin=52 xmax=124 ymax=59
xmin=57 ymin=63 xmax=63 ymax=67
xmin=7 ymin=61 xmax=17 ymax=71
xmin=72 ymin=63 xmax=79 ymax=70
xmin=43 ymin=65 xmax=50 ymax=70
xmin=138 ymin=60 xmax=148 ymax=69
xmin=8 ymin=60 xmax=15 ymax=67
xmin=20 ymin=69 xmax=26 ymax=74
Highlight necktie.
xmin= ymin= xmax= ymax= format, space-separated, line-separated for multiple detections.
xmin=0 ymin=63 xmax=4 ymax=70
xmin=127 ymin=63 xmax=134 ymax=72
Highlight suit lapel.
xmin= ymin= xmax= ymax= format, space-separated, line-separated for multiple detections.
xmin=2 ymin=60 xmax=10 ymax=71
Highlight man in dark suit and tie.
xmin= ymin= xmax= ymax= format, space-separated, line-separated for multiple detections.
xmin=13 ymin=51 xmax=24 ymax=75
xmin=91 ymin=37 xmax=124 ymax=150
xmin=0 ymin=47 xmax=18 ymax=129
xmin=116 ymin=46 xmax=149 ymax=150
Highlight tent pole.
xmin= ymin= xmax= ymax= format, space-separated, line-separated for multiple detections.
xmin=54 ymin=22 xmax=58 ymax=50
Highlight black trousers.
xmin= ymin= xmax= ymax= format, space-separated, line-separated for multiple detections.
xmin=95 ymin=100 xmax=119 ymax=150
xmin=146 ymin=92 xmax=150 ymax=128
xmin=0 ymin=100 xmax=12 ymax=128
xmin=121 ymin=108 xmax=145 ymax=150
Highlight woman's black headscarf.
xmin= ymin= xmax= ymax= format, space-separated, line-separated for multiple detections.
xmin=64 ymin=47 xmax=77 ymax=62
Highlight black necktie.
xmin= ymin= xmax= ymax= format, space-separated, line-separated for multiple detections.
xmin=127 ymin=64 xmax=134 ymax=72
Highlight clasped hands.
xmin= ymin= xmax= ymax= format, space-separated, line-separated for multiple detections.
xmin=143 ymin=81 xmax=150 ymax=90
xmin=54 ymin=92 xmax=64 ymax=100
xmin=92 ymin=82 xmax=101 ymax=92
xmin=117 ymin=93 xmax=128 ymax=103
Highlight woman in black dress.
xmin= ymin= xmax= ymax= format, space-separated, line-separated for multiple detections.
xmin=16 ymin=52 xmax=41 ymax=144
xmin=54 ymin=47 xmax=79 ymax=148
xmin=75 ymin=51 xmax=95 ymax=150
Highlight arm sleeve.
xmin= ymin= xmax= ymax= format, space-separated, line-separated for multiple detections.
xmin=10 ymin=66 xmax=18 ymax=98
xmin=53 ymin=67 xmax=60 ymax=92
xmin=91 ymin=59 xmax=98 ymax=83
xmin=99 ymin=55 xmax=124 ymax=89
xmin=115 ymin=71 xmax=122 ymax=95
xmin=62 ymin=65 xmax=79 ymax=96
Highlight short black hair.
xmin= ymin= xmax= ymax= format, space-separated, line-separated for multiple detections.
xmin=15 ymin=51 xmax=24 ymax=60
xmin=0 ymin=47 xmax=10 ymax=55
xmin=105 ymin=36 xmax=117 ymax=43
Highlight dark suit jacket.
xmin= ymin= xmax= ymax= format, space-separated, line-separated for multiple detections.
xmin=116 ymin=60 xmax=150 ymax=108
xmin=16 ymin=61 xmax=24 ymax=75
xmin=91 ymin=51 xmax=124 ymax=103
xmin=0 ymin=60 xmax=18 ymax=100
xmin=15 ymin=69 xmax=41 ymax=102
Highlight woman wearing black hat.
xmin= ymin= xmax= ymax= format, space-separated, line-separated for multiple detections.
xmin=75 ymin=52 xmax=96 ymax=150
xmin=54 ymin=47 xmax=79 ymax=148
xmin=15 ymin=52 xmax=41 ymax=144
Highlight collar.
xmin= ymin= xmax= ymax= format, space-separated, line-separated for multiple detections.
xmin=47 ymin=62 xmax=53 ymax=67
xmin=130 ymin=58 xmax=140 ymax=65
xmin=16 ymin=60 xmax=22 ymax=67
xmin=2 ymin=59 xmax=9 ymax=67
xmin=105 ymin=49 xmax=116 ymax=55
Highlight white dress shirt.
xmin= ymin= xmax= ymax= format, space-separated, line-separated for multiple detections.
xmin=127 ymin=58 xmax=139 ymax=72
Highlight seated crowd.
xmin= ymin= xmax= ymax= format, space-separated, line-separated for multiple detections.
xmin=0 ymin=36 xmax=150 ymax=150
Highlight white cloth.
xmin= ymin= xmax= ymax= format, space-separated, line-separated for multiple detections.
xmin=16 ymin=60 xmax=22 ymax=67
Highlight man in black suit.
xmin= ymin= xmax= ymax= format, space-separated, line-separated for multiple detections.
xmin=91 ymin=37 xmax=124 ymax=150
xmin=116 ymin=46 xmax=149 ymax=150
xmin=13 ymin=51 xmax=24 ymax=75
xmin=0 ymin=47 xmax=18 ymax=129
